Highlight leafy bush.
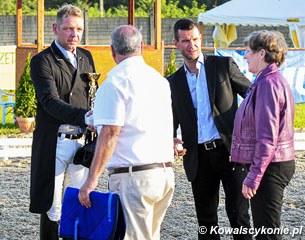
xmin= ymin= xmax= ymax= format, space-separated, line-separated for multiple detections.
xmin=164 ymin=49 xmax=177 ymax=77
xmin=14 ymin=53 xmax=37 ymax=118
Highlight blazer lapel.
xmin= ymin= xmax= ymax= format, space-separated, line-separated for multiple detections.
xmin=76 ymin=49 xmax=86 ymax=75
xmin=50 ymin=41 xmax=74 ymax=77
xmin=176 ymin=67 xmax=197 ymax=123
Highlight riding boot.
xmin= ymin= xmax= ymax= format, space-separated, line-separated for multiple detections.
xmin=40 ymin=213 xmax=59 ymax=240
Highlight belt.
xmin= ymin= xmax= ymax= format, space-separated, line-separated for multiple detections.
xmin=58 ymin=124 xmax=82 ymax=135
xmin=200 ymin=139 xmax=223 ymax=151
xmin=108 ymin=162 xmax=172 ymax=175
xmin=58 ymin=133 xmax=83 ymax=140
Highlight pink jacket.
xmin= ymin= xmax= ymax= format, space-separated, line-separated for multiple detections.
xmin=231 ymin=63 xmax=295 ymax=190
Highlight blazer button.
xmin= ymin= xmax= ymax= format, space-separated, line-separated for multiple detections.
xmin=70 ymin=92 xmax=73 ymax=96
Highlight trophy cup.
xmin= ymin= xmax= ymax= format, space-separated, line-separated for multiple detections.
xmin=86 ymin=72 xmax=101 ymax=110
xmin=77 ymin=72 xmax=101 ymax=166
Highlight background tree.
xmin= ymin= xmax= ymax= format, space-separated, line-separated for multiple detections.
xmin=0 ymin=0 xmax=230 ymax=16
xmin=0 ymin=0 xmax=37 ymax=15
xmin=0 ymin=1 xmax=15 ymax=15
xmin=205 ymin=0 xmax=228 ymax=9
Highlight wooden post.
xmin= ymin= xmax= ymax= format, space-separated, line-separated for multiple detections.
xmin=37 ymin=0 xmax=44 ymax=52
xmin=84 ymin=7 xmax=89 ymax=45
xmin=154 ymin=0 xmax=161 ymax=50
xmin=16 ymin=0 xmax=22 ymax=47
xmin=128 ymin=0 xmax=135 ymax=25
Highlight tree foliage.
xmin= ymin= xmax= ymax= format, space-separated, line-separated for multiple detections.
xmin=0 ymin=1 xmax=16 ymax=15
xmin=103 ymin=0 xmax=206 ymax=18
xmin=0 ymin=0 xmax=37 ymax=15
xmin=0 ymin=0 xmax=229 ymax=17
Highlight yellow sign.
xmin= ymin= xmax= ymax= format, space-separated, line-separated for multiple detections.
xmin=0 ymin=45 xmax=16 ymax=90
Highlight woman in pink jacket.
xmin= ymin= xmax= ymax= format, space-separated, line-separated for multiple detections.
xmin=231 ymin=30 xmax=295 ymax=240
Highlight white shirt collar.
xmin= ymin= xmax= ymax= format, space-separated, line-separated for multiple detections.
xmin=54 ymin=40 xmax=77 ymax=59
xmin=184 ymin=53 xmax=204 ymax=74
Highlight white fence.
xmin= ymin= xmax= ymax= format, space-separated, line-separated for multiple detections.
xmin=0 ymin=133 xmax=304 ymax=161
xmin=0 ymin=138 xmax=32 ymax=160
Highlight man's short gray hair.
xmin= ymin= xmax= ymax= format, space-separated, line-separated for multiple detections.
xmin=56 ymin=4 xmax=83 ymax=26
xmin=111 ymin=25 xmax=142 ymax=56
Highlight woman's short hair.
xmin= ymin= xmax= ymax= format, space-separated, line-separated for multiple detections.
xmin=244 ymin=30 xmax=288 ymax=66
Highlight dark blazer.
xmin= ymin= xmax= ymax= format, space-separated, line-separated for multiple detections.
xmin=29 ymin=41 xmax=95 ymax=213
xmin=168 ymin=54 xmax=251 ymax=182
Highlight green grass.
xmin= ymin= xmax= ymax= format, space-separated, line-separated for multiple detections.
xmin=0 ymin=103 xmax=304 ymax=135
xmin=294 ymin=103 xmax=305 ymax=129
xmin=0 ymin=105 xmax=19 ymax=135
xmin=0 ymin=123 xmax=19 ymax=135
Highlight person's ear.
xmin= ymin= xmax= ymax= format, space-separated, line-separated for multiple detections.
xmin=260 ymin=49 xmax=266 ymax=60
xmin=174 ymin=39 xmax=178 ymax=48
xmin=111 ymin=45 xmax=116 ymax=60
xmin=140 ymin=41 xmax=144 ymax=54
xmin=53 ymin=23 xmax=58 ymax=35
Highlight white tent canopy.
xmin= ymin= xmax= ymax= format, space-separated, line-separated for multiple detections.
xmin=198 ymin=0 xmax=305 ymax=47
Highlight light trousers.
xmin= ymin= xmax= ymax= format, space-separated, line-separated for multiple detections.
xmin=47 ymin=137 xmax=89 ymax=222
xmin=109 ymin=166 xmax=175 ymax=240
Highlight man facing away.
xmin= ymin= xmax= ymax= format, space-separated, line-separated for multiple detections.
xmin=78 ymin=25 xmax=175 ymax=240
xmin=167 ymin=18 xmax=252 ymax=240
xmin=29 ymin=4 xmax=96 ymax=239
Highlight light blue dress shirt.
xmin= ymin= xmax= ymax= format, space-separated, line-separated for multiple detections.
xmin=184 ymin=53 xmax=221 ymax=144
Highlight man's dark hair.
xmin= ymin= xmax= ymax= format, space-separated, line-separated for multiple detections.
xmin=174 ymin=19 xmax=198 ymax=41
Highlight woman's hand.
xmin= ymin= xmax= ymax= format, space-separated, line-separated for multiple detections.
xmin=242 ymin=184 xmax=257 ymax=199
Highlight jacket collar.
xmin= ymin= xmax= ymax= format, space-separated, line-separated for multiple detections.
xmin=254 ymin=63 xmax=280 ymax=86
xmin=54 ymin=40 xmax=77 ymax=64
xmin=50 ymin=41 xmax=76 ymax=75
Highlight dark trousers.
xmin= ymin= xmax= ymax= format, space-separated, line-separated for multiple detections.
xmin=192 ymin=143 xmax=251 ymax=240
xmin=40 ymin=213 xmax=59 ymax=240
xmin=250 ymin=161 xmax=295 ymax=240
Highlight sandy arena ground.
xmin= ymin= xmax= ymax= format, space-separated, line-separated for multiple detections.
xmin=1 ymin=152 xmax=305 ymax=240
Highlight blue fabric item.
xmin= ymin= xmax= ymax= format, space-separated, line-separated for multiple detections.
xmin=74 ymin=218 xmax=79 ymax=240
xmin=59 ymin=187 xmax=126 ymax=240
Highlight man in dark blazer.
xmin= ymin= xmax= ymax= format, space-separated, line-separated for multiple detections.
xmin=29 ymin=4 xmax=96 ymax=239
xmin=168 ymin=19 xmax=252 ymax=240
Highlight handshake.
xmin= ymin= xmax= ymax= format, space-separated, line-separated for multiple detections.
xmin=85 ymin=110 xmax=95 ymax=130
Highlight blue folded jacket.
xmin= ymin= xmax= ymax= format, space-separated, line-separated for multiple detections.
xmin=59 ymin=187 xmax=125 ymax=240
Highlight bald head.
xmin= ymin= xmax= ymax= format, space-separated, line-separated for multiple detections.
xmin=111 ymin=25 xmax=142 ymax=56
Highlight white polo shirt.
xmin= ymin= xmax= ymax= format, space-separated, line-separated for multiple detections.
xmin=93 ymin=56 xmax=174 ymax=169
